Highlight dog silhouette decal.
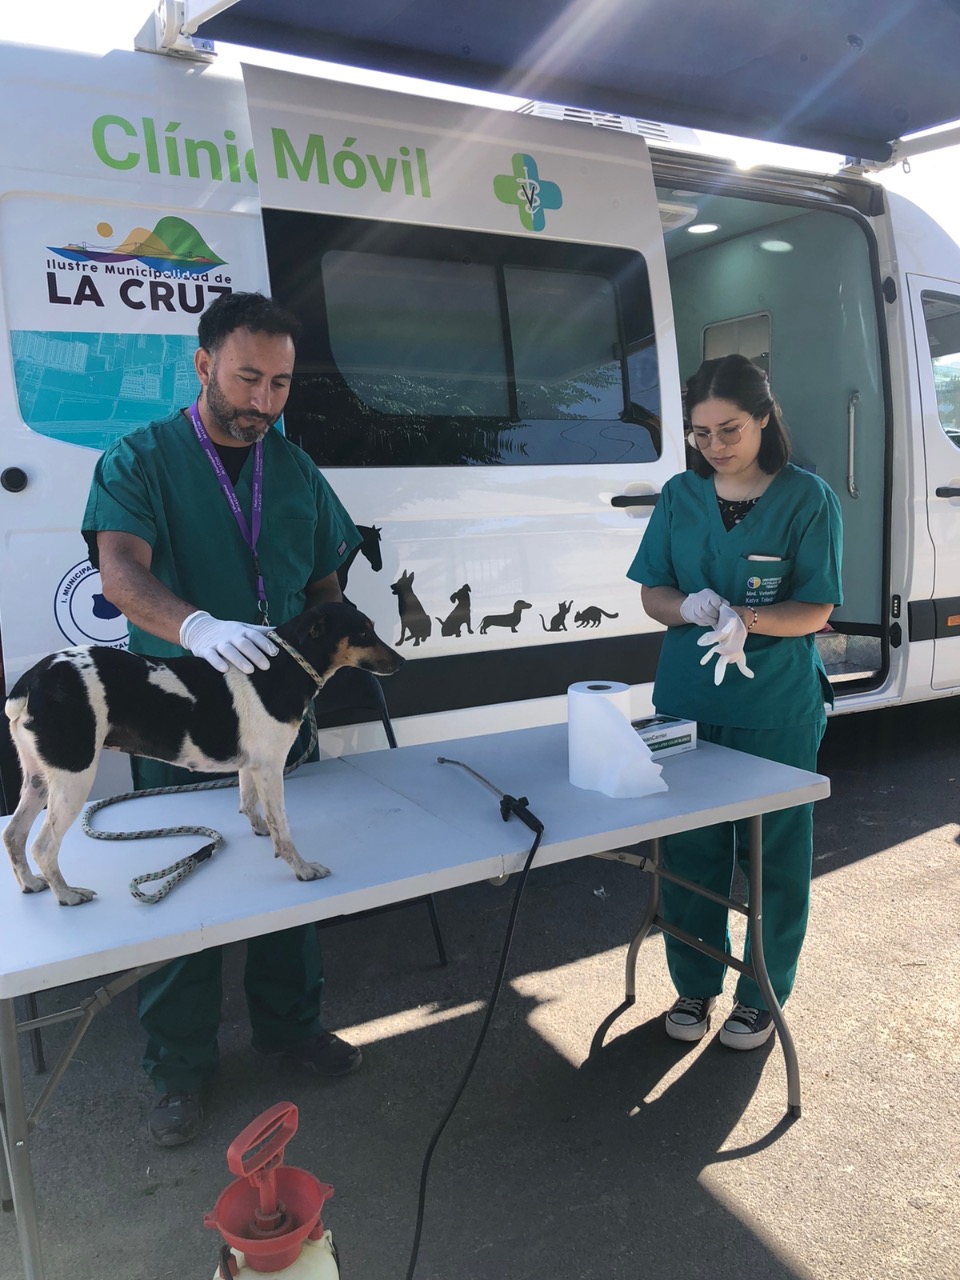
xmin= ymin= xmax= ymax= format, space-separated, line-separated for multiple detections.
xmin=391 ymin=569 xmax=433 ymax=646
xmin=437 ymin=584 xmax=473 ymax=637
xmin=479 ymin=600 xmax=532 ymax=634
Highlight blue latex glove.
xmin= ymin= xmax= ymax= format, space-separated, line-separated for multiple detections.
xmin=697 ymin=605 xmax=755 ymax=685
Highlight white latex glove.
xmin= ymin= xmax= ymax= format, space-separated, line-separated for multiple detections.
xmin=679 ymin=588 xmax=728 ymax=627
xmin=697 ymin=604 xmax=755 ymax=686
xmin=179 ymin=610 xmax=277 ymax=674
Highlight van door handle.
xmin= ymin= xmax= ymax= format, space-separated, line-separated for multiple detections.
xmin=611 ymin=493 xmax=659 ymax=507
xmin=935 ymin=486 xmax=960 ymax=498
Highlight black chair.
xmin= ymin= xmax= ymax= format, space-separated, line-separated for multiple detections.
xmin=311 ymin=667 xmax=448 ymax=965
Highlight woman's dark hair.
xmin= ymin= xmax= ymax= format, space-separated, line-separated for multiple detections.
xmin=198 ymin=291 xmax=302 ymax=354
xmin=684 ymin=354 xmax=791 ymax=477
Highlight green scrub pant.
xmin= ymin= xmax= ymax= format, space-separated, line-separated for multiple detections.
xmin=660 ymin=718 xmax=826 ymax=1011
xmin=133 ymin=725 xmax=324 ymax=1096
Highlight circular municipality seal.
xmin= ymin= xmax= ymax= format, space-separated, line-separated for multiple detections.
xmin=54 ymin=561 xmax=128 ymax=647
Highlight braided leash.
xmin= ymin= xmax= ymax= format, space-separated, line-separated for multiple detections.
xmin=82 ymin=680 xmax=320 ymax=903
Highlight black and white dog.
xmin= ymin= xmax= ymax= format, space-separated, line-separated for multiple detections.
xmin=3 ymin=602 xmax=403 ymax=906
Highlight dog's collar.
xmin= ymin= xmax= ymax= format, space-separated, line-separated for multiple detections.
xmin=268 ymin=631 xmax=328 ymax=689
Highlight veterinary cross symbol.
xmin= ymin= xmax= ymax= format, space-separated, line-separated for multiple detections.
xmin=493 ymin=153 xmax=563 ymax=232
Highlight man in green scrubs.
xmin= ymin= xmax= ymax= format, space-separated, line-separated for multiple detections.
xmin=83 ymin=291 xmax=362 ymax=1146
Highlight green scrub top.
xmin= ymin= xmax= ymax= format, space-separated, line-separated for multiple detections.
xmin=82 ymin=412 xmax=361 ymax=659
xmin=627 ymin=463 xmax=843 ymax=729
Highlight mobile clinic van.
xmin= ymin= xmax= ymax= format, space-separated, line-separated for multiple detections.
xmin=1 ymin=32 xmax=960 ymax=800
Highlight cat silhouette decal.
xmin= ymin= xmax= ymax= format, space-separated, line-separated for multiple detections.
xmin=575 ymin=606 xmax=619 ymax=628
xmin=540 ymin=600 xmax=572 ymax=632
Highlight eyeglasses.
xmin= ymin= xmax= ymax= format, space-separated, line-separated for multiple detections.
xmin=686 ymin=415 xmax=754 ymax=450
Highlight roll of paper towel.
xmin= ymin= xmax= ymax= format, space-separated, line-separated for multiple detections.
xmin=568 ymin=681 xmax=668 ymax=799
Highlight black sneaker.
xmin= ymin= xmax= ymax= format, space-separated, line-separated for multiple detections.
xmin=147 ymin=1092 xmax=203 ymax=1147
xmin=664 ymin=996 xmax=717 ymax=1042
xmin=719 ymin=1003 xmax=775 ymax=1050
xmin=253 ymin=1030 xmax=362 ymax=1077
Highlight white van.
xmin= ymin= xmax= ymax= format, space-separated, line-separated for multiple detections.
xmin=2 ymin=37 xmax=960 ymax=790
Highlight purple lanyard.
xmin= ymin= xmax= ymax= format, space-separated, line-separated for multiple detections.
xmin=188 ymin=400 xmax=269 ymax=622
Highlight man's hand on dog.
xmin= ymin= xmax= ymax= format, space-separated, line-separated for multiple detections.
xmin=179 ymin=610 xmax=278 ymax=674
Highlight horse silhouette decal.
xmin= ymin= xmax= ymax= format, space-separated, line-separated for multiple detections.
xmin=338 ymin=525 xmax=383 ymax=604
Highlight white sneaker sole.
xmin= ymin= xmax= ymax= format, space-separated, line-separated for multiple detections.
xmin=719 ymin=1019 xmax=775 ymax=1050
xmin=664 ymin=998 xmax=716 ymax=1042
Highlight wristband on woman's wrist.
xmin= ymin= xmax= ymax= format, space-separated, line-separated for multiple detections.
xmin=745 ymin=606 xmax=759 ymax=631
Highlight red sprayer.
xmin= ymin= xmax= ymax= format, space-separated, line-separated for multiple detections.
xmin=204 ymin=1102 xmax=340 ymax=1278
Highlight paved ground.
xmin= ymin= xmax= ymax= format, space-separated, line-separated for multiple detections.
xmin=3 ymin=700 xmax=959 ymax=1280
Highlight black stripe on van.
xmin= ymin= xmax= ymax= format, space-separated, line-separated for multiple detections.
xmin=316 ymin=632 xmax=664 ymax=725
xmin=908 ymin=598 xmax=960 ymax=642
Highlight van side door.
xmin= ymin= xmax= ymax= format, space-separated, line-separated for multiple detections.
xmin=908 ymin=274 xmax=960 ymax=690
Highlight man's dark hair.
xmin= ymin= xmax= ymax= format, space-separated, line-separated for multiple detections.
xmin=198 ymin=291 xmax=302 ymax=353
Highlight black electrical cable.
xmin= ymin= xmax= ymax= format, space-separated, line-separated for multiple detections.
xmin=404 ymin=790 xmax=544 ymax=1280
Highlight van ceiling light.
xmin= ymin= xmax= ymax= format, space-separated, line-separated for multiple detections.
xmin=687 ymin=223 xmax=719 ymax=235
xmin=659 ymin=201 xmax=700 ymax=233
xmin=761 ymin=239 xmax=794 ymax=252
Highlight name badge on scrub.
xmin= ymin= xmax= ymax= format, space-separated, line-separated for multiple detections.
xmin=741 ymin=554 xmax=790 ymax=606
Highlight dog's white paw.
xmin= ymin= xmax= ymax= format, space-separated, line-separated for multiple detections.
xmin=19 ymin=873 xmax=50 ymax=894
xmin=247 ymin=813 xmax=270 ymax=837
xmin=295 ymin=862 xmax=332 ymax=882
xmin=56 ymin=886 xmax=97 ymax=906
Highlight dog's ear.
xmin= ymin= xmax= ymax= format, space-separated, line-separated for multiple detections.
xmin=307 ymin=612 xmax=331 ymax=639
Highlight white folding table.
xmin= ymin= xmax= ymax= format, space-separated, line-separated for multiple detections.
xmin=0 ymin=724 xmax=829 ymax=1280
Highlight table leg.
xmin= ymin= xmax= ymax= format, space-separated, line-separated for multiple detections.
xmin=0 ymin=1059 xmax=12 ymax=1213
xmin=624 ymin=839 xmax=661 ymax=1002
xmin=0 ymin=997 xmax=46 ymax=1279
xmin=747 ymin=814 xmax=801 ymax=1117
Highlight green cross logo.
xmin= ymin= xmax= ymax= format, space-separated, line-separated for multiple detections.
xmin=493 ymin=153 xmax=563 ymax=232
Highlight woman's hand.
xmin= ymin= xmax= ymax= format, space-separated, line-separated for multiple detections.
xmin=697 ymin=605 xmax=754 ymax=685
xmin=641 ymin=587 xmax=834 ymax=638
xmin=679 ymin=588 xmax=728 ymax=627
xmin=640 ymin=585 xmax=694 ymax=627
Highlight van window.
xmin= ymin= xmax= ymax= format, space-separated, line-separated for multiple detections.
xmin=263 ymin=210 xmax=661 ymax=467
xmin=703 ymin=312 xmax=771 ymax=377
xmin=921 ymin=291 xmax=960 ymax=448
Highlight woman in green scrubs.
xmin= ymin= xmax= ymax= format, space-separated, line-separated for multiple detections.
xmin=627 ymin=354 xmax=842 ymax=1050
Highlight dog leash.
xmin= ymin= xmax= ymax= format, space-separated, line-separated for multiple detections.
xmin=268 ymin=631 xmax=327 ymax=687
xmin=81 ymin=706 xmax=319 ymax=904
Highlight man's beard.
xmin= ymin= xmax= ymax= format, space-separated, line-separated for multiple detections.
xmin=205 ymin=368 xmax=276 ymax=444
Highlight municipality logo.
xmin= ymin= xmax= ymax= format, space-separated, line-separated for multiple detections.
xmin=55 ymin=561 xmax=127 ymax=647
xmin=493 ymin=153 xmax=562 ymax=232
xmin=47 ymin=215 xmax=225 ymax=278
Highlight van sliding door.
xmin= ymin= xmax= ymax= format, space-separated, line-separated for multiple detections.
xmin=240 ymin=65 xmax=682 ymax=724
